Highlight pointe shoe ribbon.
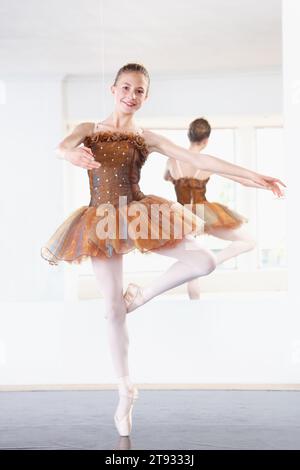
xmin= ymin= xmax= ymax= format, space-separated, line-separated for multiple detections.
xmin=123 ymin=283 xmax=144 ymax=313
xmin=114 ymin=386 xmax=139 ymax=437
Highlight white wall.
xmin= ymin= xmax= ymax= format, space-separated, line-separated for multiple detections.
xmin=283 ymin=0 xmax=300 ymax=300
xmin=65 ymin=70 xmax=282 ymax=124
xmin=1 ymin=295 xmax=298 ymax=387
xmin=0 ymin=78 xmax=65 ymax=301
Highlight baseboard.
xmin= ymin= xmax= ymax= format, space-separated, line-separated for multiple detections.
xmin=0 ymin=383 xmax=299 ymax=392
xmin=78 ymin=270 xmax=288 ymax=300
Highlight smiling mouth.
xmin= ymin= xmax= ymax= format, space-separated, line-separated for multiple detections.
xmin=123 ymin=101 xmax=136 ymax=107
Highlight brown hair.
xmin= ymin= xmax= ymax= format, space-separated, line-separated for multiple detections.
xmin=188 ymin=117 xmax=211 ymax=143
xmin=113 ymin=63 xmax=150 ymax=97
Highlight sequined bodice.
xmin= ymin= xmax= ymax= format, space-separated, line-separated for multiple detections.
xmin=83 ymin=131 xmax=149 ymax=207
xmin=172 ymin=176 xmax=210 ymax=204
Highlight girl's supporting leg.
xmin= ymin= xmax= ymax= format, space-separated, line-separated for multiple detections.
xmin=91 ymin=254 xmax=135 ymax=419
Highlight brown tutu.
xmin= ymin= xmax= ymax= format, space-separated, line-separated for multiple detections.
xmin=41 ymin=195 xmax=205 ymax=266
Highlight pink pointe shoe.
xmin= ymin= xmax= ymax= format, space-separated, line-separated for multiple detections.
xmin=123 ymin=283 xmax=145 ymax=313
xmin=114 ymin=386 xmax=139 ymax=437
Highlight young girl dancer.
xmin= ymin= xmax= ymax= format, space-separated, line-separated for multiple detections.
xmin=41 ymin=63 xmax=285 ymax=437
xmin=164 ymin=118 xmax=282 ymax=299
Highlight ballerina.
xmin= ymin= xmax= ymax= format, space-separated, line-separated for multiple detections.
xmin=41 ymin=63 xmax=285 ymax=437
xmin=163 ymin=117 xmax=284 ymax=299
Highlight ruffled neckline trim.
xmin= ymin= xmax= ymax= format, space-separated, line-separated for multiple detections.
xmin=83 ymin=130 xmax=149 ymax=161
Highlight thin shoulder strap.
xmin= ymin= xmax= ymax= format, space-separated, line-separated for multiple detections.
xmin=194 ymin=168 xmax=201 ymax=179
xmin=175 ymin=159 xmax=184 ymax=178
xmin=95 ymin=121 xmax=109 ymax=132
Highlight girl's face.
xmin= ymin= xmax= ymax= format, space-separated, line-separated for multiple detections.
xmin=111 ymin=72 xmax=149 ymax=115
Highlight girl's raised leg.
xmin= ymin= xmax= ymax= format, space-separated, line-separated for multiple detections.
xmin=125 ymin=235 xmax=216 ymax=311
xmin=185 ymin=226 xmax=256 ymax=298
xmin=206 ymin=226 xmax=256 ymax=265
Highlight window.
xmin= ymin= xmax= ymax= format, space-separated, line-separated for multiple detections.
xmin=256 ymin=128 xmax=287 ymax=268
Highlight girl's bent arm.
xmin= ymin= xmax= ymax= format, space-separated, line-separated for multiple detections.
xmin=55 ymin=122 xmax=94 ymax=159
xmin=54 ymin=122 xmax=100 ymax=170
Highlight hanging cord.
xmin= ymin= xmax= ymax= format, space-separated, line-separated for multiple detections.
xmin=99 ymin=0 xmax=106 ymax=118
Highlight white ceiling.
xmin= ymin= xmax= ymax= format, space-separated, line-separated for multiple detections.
xmin=0 ymin=0 xmax=282 ymax=77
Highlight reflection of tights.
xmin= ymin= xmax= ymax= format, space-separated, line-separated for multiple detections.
xmin=187 ymin=226 xmax=256 ymax=299
xmin=91 ymin=235 xmax=216 ymax=418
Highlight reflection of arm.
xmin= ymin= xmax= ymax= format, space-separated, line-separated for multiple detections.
xmin=163 ymin=169 xmax=171 ymax=180
xmin=163 ymin=159 xmax=175 ymax=183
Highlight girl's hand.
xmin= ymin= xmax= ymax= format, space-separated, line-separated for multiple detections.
xmin=254 ymin=174 xmax=286 ymax=197
xmin=65 ymin=146 xmax=101 ymax=170
xmin=267 ymin=182 xmax=285 ymax=198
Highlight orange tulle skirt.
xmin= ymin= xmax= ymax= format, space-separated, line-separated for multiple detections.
xmin=41 ymin=195 xmax=206 ymax=266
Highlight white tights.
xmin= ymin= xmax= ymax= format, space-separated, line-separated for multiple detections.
xmin=91 ymin=235 xmax=216 ymax=418
xmin=187 ymin=226 xmax=256 ymax=299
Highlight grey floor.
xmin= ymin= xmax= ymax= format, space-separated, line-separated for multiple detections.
xmin=0 ymin=390 xmax=299 ymax=450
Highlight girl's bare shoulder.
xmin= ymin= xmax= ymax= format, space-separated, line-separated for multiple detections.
xmin=59 ymin=122 xmax=95 ymax=148
xmin=140 ymin=129 xmax=169 ymax=153
xmin=71 ymin=122 xmax=95 ymax=138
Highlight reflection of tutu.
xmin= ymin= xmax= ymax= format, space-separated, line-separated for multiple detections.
xmin=40 ymin=195 xmax=205 ymax=266
xmin=192 ymin=200 xmax=248 ymax=232
xmin=171 ymin=176 xmax=248 ymax=233
xmin=41 ymin=128 xmax=207 ymax=266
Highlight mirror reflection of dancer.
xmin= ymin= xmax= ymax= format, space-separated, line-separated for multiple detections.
xmin=41 ymin=64 xmax=285 ymax=437
xmin=164 ymin=118 xmax=284 ymax=299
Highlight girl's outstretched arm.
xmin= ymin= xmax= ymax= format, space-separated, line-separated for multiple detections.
xmin=144 ymin=130 xmax=286 ymax=190
xmin=214 ymin=173 xmax=285 ymax=197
